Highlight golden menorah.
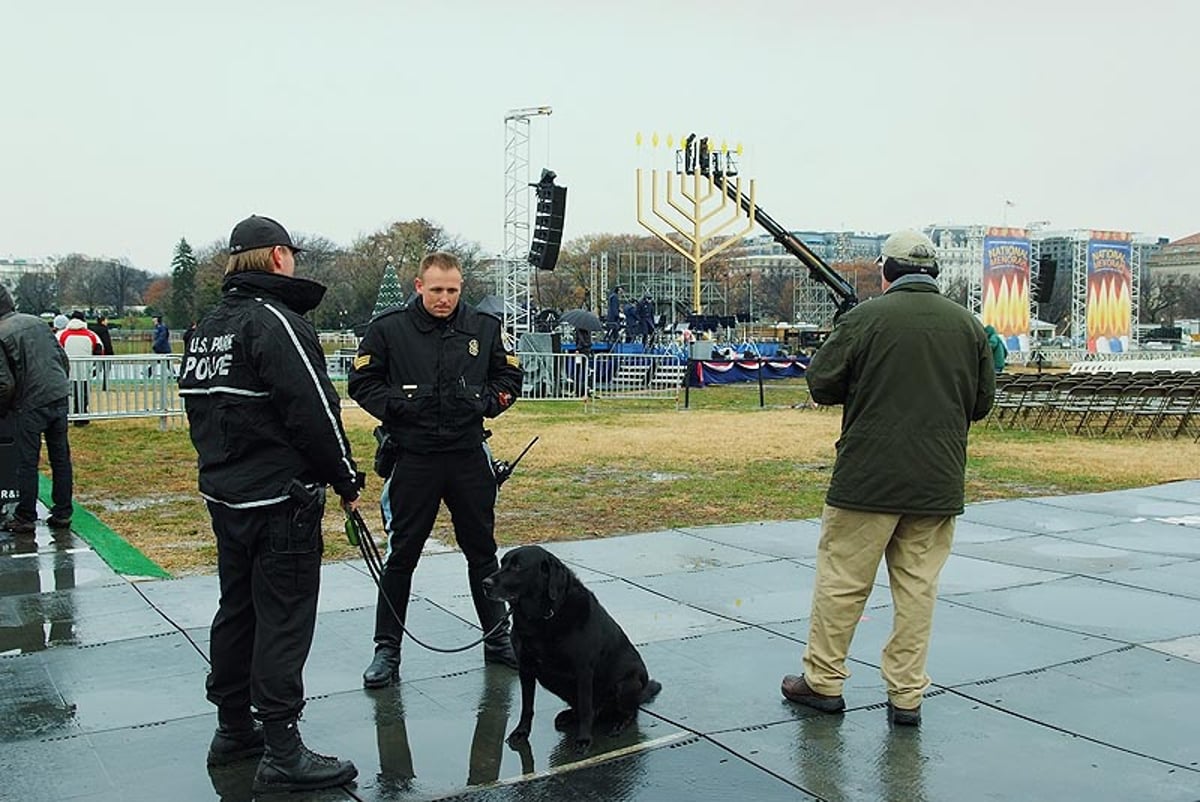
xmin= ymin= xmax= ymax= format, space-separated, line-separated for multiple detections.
xmin=636 ymin=133 xmax=757 ymax=313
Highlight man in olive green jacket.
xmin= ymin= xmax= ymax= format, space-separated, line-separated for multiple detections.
xmin=781 ymin=230 xmax=995 ymax=727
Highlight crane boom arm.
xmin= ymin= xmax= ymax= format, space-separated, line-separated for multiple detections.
xmin=719 ymin=179 xmax=859 ymax=317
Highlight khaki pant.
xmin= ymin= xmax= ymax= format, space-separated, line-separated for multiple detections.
xmin=802 ymin=504 xmax=956 ymax=709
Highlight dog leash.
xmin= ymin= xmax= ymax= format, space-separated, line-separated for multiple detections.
xmin=344 ymin=508 xmax=511 ymax=654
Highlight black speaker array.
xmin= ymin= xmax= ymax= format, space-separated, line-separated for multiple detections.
xmin=529 ymin=169 xmax=567 ymax=271
xmin=1033 ymin=258 xmax=1057 ymax=303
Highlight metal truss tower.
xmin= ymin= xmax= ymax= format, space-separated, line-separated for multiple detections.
xmin=1029 ymin=238 xmax=1042 ymax=328
xmin=963 ymin=227 xmax=985 ymax=316
xmin=613 ymin=251 xmax=716 ymax=326
xmin=1130 ymin=243 xmax=1142 ymax=345
xmin=793 ymin=274 xmax=838 ymax=327
xmin=503 ymin=106 xmax=551 ymax=335
xmin=1071 ymin=236 xmax=1088 ymax=345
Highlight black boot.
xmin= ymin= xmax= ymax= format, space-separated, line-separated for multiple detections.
xmin=363 ymin=645 xmax=402 ymax=689
xmin=206 ymin=705 xmax=264 ymax=766
xmin=363 ymin=568 xmax=410 ymax=688
xmin=470 ymin=561 xmax=517 ymax=669
xmin=252 ymin=719 xmax=357 ymax=793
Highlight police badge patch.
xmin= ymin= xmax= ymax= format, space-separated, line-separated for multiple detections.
xmin=468 ymin=338 xmax=479 ymax=357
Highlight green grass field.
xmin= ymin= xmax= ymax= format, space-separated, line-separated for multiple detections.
xmin=61 ymin=385 xmax=1200 ymax=577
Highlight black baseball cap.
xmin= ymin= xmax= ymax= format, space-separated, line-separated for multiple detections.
xmin=229 ymin=215 xmax=305 ymax=255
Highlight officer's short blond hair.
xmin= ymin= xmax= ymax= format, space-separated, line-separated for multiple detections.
xmin=225 ymin=247 xmax=275 ymax=276
xmin=419 ymin=251 xmax=461 ymax=277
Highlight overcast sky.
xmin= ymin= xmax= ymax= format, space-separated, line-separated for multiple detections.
xmin=3 ymin=0 xmax=1197 ymax=272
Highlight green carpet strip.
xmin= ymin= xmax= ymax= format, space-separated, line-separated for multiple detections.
xmin=37 ymin=473 xmax=171 ymax=578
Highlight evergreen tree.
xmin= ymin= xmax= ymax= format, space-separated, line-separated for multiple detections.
xmin=372 ymin=263 xmax=407 ymax=317
xmin=169 ymin=237 xmax=198 ymax=327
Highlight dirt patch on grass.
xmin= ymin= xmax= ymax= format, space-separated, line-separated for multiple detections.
xmin=62 ymin=405 xmax=1198 ymax=577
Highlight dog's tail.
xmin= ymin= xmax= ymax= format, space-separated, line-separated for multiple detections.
xmin=641 ymin=678 xmax=663 ymax=703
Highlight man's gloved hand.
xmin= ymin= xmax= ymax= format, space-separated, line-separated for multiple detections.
xmin=338 ymin=471 xmax=366 ymax=512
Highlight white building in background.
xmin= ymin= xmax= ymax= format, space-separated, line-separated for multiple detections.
xmin=925 ymin=224 xmax=985 ymax=287
xmin=0 ymin=257 xmax=54 ymax=292
xmin=1145 ymin=232 xmax=1200 ymax=278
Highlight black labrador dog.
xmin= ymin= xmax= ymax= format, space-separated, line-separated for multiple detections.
xmin=482 ymin=545 xmax=662 ymax=750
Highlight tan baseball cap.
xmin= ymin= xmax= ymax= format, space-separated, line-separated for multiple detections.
xmin=881 ymin=230 xmax=938 ymax=269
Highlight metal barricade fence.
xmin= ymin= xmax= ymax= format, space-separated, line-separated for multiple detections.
xmin=512 ymin=351 xmax=687 ymax=403
xmin=67 ymin=356 xmax=183 ymax=424
xmin=66 ymin=352 xmax=686 ymax=422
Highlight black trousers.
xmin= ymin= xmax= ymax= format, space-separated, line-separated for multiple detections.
xmin=205 ymin=488 xmax=324 ymax=722
xmin=13 ymin=399 xmax=73 ymax=523
xmin=375 ymin=447 xmax=499 ymax=646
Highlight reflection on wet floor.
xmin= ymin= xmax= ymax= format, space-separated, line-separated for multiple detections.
xmin=2 ymin=482 xmax=1200 ymax=800
xmin=0 ymin=529 xmax=87 ymax=655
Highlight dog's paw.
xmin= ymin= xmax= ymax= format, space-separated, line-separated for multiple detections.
xmin=553 ymin=708 xmax=578 ymax=732
xmin=506 ymin=726 xmax=531 ymax=746
xmin=607 ymin=713 xmax=636 ymax=736
xmin=573 ymin=734 xmax=593 ymax=753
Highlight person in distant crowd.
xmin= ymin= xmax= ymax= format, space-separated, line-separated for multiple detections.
xmin=623 ymin=300 xmax=640 ymax=345
xmin=574 ymin=325 xmax=593 ymax=356
xmin=605 ymin=285 xmax=624 ymax=344
xmin=151 ymin=316 xmax=171 ymax=354
xmin=983 ymin=325 xmax=1008 ymax=375
xmin=780 ymin=230 xmax=995 ymax=728
xmin=91 ymin=314 xmax=115 ymax=356
xmin=58 ymin=311 xmax=102 ymax=425
xmin=0 ymin=286 xmax=75 ymax=535
xmin=91 ymin=314 xmax=115 ymax=390
xmin=179 ymin=214 xmax=362 ymax=793
xmin=349 ymin=251 xmax=523 ymax=690
xmin=53 ymin=314 xmax=69 ymax=335
xmin=637 ymin=293 xmax=656 ymax=349
xmin=148 ymin=315 xmax=172 ymax=377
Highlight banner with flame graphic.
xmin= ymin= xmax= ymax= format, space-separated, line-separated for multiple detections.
xmin=981 ymin=228 xmax=1030 ymax=351
xmin=1086 ymin=232 xmax=1132 ymax=353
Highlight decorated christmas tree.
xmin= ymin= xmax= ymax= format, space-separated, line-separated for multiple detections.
xmin=372 ymin=264 xmax=406 ymax=317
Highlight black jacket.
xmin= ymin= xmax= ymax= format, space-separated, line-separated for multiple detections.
xmin=348 ymin=298 xmax=522 ymax=453
xmin=90 ymin=321 xmax=115 ymax=356
xmin=179 ymin=271 xmax=359 ymax=506
xmin=0 ymin=285 xmax=70 ymax=417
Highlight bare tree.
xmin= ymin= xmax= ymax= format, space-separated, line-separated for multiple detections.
xmin=939 ymin=274 xmax=971 ymax=308
xmin=15 ymin=271 xmax=58 ymax=314
xmin=55 ymin=253 xmax=97 ymax=309
xmin=97 ymin=259 xmax=150 ymax=315
xmin=1142 ymin=273 xmax=1200 ymax=324
xmin=754 ymin=268 xmax=796 ymax=323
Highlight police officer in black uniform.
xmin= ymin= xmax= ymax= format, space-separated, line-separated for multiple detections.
xmin=349 ymin=250 xmax=522 ymax=688
xmin=179 ymin=215 xmax=362 ymax=794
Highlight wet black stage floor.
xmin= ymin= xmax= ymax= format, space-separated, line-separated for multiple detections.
xmin=3 ymin=482 xmax=1200 ymax=801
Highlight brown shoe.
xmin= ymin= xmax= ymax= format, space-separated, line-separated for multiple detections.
xmin=886 ymin=701 xmax=921 ymax=727
xmin=781 ymin=674 xmax=845 ymax=713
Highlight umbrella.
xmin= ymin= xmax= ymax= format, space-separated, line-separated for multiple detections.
xmin=559 ymin=308 xmax=604 ymax=331
xmin=476 ymin=295 xmax=505 ymax=316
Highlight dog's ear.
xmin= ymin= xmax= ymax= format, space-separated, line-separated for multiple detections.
xmin=544 ymin=556 xmax=569 ymax=606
